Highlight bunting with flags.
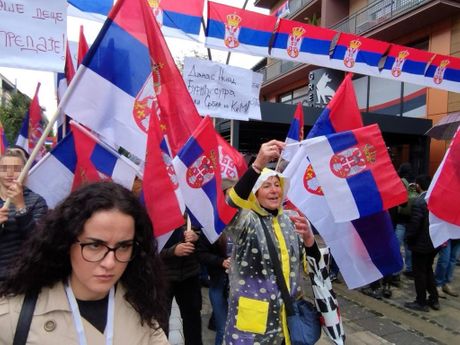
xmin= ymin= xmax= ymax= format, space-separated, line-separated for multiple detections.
xmin=149 ymin=0 xmax=204 ymax=41
xmin=206 ymin=1 xmax=277 ymax=57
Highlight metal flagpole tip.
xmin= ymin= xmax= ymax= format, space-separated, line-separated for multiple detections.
xmin=425 ymin=112 xmax=460 ymax=140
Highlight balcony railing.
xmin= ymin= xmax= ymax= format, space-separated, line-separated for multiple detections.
xmin=288 ymin=0 xmax=315 ymax=16
xmin=257 ymin=59 xmax=303 ymax=82
xmin=332 ymin=0 xmax=429 ymax=35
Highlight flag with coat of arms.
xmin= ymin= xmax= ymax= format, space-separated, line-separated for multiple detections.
xmin=173 ymin=117 xmax=237 ymax=243
xmin=306 ymin=124 xmax=407 ymax=222
xmin=284 ymin=73 xmax=403 ymax=289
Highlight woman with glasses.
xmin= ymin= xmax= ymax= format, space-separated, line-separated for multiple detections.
xmin=0 ymin=182 xmax=169 ymax=344
xmin=0 ymin=148 xmax=48 ymax=282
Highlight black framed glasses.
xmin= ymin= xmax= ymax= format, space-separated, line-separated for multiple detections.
xmin=76 ymin=240 xmax=137 ymax=263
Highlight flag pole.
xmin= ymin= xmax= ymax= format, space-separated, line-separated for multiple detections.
xmin=2 ymin=66 xmax=86 ymax=209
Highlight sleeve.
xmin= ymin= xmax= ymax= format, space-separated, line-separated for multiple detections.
xmin=15 ymin=194 xmax=48 ymax=235
xmin=227 ymin=166 xmax=260 ymax=209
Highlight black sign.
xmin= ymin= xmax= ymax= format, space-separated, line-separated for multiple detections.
xmin=303 ymin=68 xmax=343 ymax=108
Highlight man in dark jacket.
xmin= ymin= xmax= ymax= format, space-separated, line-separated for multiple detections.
xmin=404 ymin=175 xmax=439 ymax=312
xmin=0 ymin=149 xmax=48 ymax=282
xmin=160 ymin=219 xmax=203 ymax=345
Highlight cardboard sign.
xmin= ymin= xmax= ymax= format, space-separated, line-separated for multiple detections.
xmin=183 ymin=57 xmax=262 ymax=121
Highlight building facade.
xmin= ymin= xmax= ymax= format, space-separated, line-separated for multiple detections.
xmin=237 ymin=0 xmax=460 ymax=174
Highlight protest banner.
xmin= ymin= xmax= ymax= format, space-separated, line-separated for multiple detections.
xmin=183 ymin=57 xmax=262 ymax=121
xmin=0 ymin=0 xmax=66 ymax=72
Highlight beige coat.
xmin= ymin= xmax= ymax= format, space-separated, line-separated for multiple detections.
xmin=0 ymin=282 xmax=169 ymax=345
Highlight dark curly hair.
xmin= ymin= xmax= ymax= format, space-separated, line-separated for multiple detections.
xmin=0 ymin=181 xmax=168 ymax=330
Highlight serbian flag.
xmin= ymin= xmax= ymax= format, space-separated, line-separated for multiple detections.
xmin=424 ymin=53 xmax=460 ymax=93
xmin=307 ymin=124 xmax=406 ymax=222
xmin=330 ymin=32 xmax=390 ymax=77
xmin=143 ymin=100 xmax=185 ymax=241
xmin=67 ymin=0 xmax=114 ymax=22
xmin=62 ymin=0 xmax=158 ymax=159
xmin=271 ymin=19 xmax=337 ymax=66
xmin=427 ymin=127 xmax=460 ymax=247
xmin=141 ymin=0 xmax=247 ymax=177
xmin=27 ymin=121 xmax=138 ymax=208
xmin=281 ymin=102 xmax=304 ymax=162
xmin=56 ymin=41 xmax=76 ymax=142
xmin=379 ymin=44 xmax=435 ymax=86
xmin=16 ymin=83 xmax=46 ymax=160
xmin=173 ymin=117 xmax=237 ymax=243
xmin=149 ymin=0 xmax=204 ymax=41
xmin=285 ymin=74 xmax=403 ymax=288
xmin=206 ymin=1 xmax=277 ymax=57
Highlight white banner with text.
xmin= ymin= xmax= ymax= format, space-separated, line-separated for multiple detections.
xmin=0 ymin=0 xmax=67 ymax=72
xmin=183 ymin=57 xmax=262 ymax=121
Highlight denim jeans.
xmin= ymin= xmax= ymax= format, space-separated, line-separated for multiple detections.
xmin=209 ymin=274 xmax=229 ymax=345
xmin=395 ymin=223 xmax=412 ymax=272
xmin=435 ymin=240 xmax=460 ymax=286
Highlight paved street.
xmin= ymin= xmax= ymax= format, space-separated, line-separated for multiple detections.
xmin=169 ymin=265 xmax=460 ymax=344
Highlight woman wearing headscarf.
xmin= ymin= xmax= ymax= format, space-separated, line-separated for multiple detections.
xmin=223 ymin=140 xmax=320 ymax=345
xmin=0 ymin=182 xmax=169 ymax=344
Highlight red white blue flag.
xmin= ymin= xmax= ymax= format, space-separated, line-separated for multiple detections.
xmin=206 ymin=1 xmax=277 ymax=57
xmin=149 ymin=0 xmax=204 ymax=41
xmin=330 ymin=32 xmax=390 ymax=77
xmin=271 ymin=19 xmax=337 ymax=65
xmin=306 ymin=124 xmax=407 ymax=222
xmin=27 ymin=121 xmax=137 ymax=208
xmin=63 ymin=0 xmax=158 ymax=159
xmin=427 ymin=127 xmax=460 ymax=246
xmin=173 ymin=117 xmax=237 ymax=243
xmin=281 ymin=102 xmax=304 ymax=162
xmin=285 ymin=74 xmax=403 ymax=288
xmin=16 ymin=83 xmax=46 ymax=160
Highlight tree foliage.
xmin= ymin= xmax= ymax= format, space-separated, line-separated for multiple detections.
xmin=0 ymin=92 xmax=29 ymax=145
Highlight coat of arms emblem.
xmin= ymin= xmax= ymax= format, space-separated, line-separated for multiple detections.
xmin=224 ymin=13 xmax=242 ymax=49
xmin=287 ymin=27 xmax=305 ymax=58
xmin=186 ymin=152 xmax=216 ymax=188
xmin=343 ymin=39 xmax=361 ymax=68
xmin=330 ymin=144 xmax=376 ymax=178
xmin=433 ymin=59 xmax=449 ymax=85
xmin=391 ymin=50 xmax=409 ymax=78
xmin=303 ymin=164 xmax=323 ymax=196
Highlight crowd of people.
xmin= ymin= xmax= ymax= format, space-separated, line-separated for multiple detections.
xmin=0 ymin=140 xmax=457 ymax=345
xmin=359 ymin=163 xmax=460 ymax=313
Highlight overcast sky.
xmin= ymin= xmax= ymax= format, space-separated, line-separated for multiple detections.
xmin=0 ymin=0 xmax=268 ymax=119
